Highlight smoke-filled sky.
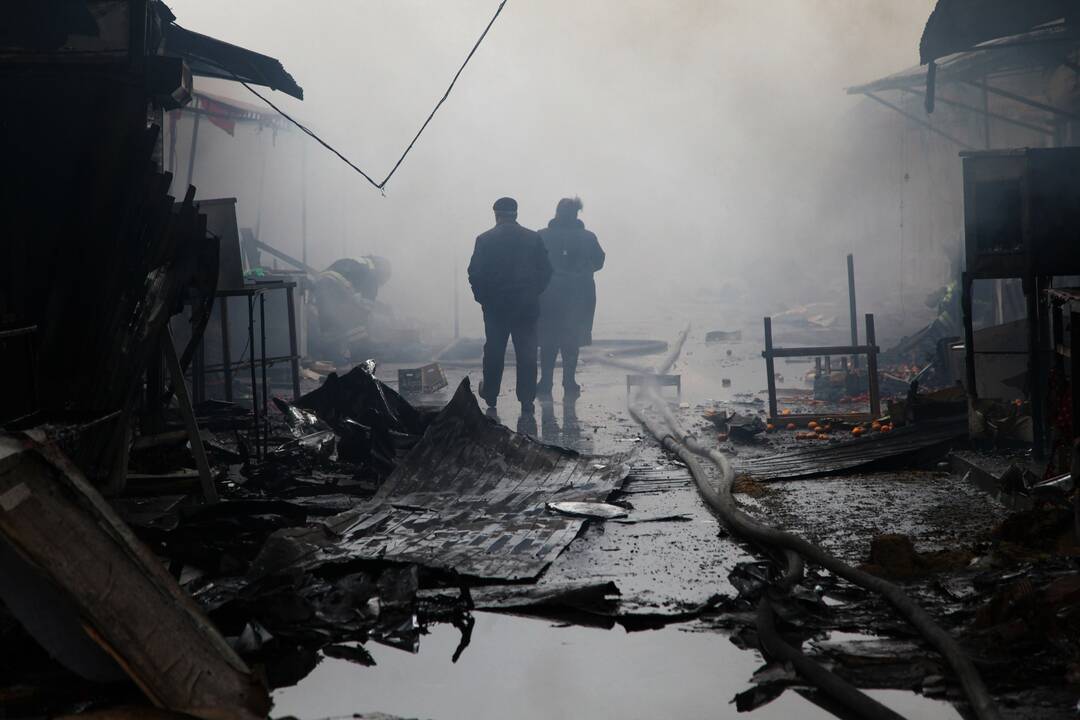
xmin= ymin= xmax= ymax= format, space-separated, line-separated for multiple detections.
xmin=167 ymin=0 xmax=939 ymax=340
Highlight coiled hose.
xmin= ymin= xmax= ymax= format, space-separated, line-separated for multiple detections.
xmin=627 ymin=330 xmax=1000 ymax=720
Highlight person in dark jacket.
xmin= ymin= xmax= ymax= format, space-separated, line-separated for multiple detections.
xmin=468 ymin=197 xmax=553 ymax=411
xmin=537 ymin=197 xmax=605 ymax=399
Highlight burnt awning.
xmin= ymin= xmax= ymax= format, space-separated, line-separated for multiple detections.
xmin=163 ymin=23 xmax=303 ymax=100
xmin=920 ymin=0 xmax=1074 ymax=64
xmin=848 ymin=21 xmax=1080 ymax=96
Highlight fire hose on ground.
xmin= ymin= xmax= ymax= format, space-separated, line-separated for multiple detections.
xmin=626 ymin=329 xmax=1001 ymax=720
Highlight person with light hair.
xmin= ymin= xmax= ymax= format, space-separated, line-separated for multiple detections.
xmin=537 ymin=197 xmax=605 ymax=400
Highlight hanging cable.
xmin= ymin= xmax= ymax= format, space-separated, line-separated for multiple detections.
xmin=212 ymin=0 xmax=509 ymax=192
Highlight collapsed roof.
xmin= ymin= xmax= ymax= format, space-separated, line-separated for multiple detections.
xmin=920 ymin=0 xmax=1076 ymax=64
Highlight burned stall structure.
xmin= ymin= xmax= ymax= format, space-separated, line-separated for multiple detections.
xmin=0 ymin=6 xmax=635 ymax=717
xmin=0 ymin=2 xmax=382 ymax=716
xmin=708 ymin=5 xmax=1080 ymax=716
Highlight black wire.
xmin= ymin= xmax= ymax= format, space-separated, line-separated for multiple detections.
xmin=220 ymin=0 xmax=509 ymax=191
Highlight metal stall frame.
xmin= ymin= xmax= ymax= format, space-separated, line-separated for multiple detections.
xmin=762 ymin=313 xmax=882 ymax=424
xmin=191 ymin=281 xmax=301 ymax=459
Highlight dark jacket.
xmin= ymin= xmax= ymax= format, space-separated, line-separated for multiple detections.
xmin=468 ymin=221 xmax=553 ymax=319
xmin=538 ymin=217 xmax=605 ymax=347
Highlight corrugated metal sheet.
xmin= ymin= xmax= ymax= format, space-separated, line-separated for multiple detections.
xmin=257 ymin=379 xmax=629 ymax=582
xmin=735 ymin=418 xmax=967 ymax=481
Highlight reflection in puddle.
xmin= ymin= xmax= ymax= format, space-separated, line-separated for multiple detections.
xmin=273 ymin=612 xmax=962 ymax=720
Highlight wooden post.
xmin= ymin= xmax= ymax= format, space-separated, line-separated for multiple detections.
xmin=247 ymin=295 xmax=260 ymax=460
xmin=763 ymin=317 xmax=778 ymax=420
xmin=1027 ymin=274 xmax=1045 ymax=460
xmin=220 ymin=296 xmax=233 ymax=401
xmin=866 ymin=313 xmax=881 ymax=419
xmin=962 ymin=272 xmax=978 ymax=402
xmin=848 ymin=254 xmax=859 ymax=369
xmin=184 ymin=112 xmax=201 ymax=192
xmin=286 ymin=284 xmax=301 ymax=400
xmin=259 ymin=293 xmax=269 ymax=453
xmin=163 ymin=328 xmax=218 ymax=503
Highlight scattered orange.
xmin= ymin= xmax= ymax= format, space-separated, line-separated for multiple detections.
xmin=766 ymin=423 xmax=776 ymax=432
xmin=851 ymin=426 xmax=865 ymax=436
xmin=808 ymin=421 xmax=819 ymax=430
xmin=786 ymin=423 xmax=797 ymax=431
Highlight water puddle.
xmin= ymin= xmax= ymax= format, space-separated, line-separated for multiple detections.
xmin=273 ymin=612 xmax=962 ymax=720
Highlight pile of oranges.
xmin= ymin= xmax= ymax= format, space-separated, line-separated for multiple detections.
xmin=767 ymin=417 xmax=895 ymax=440
xmin=792 ymin=420 xmax=834 ymax=441
xmin=852 ymin=420 xmax=893 ymax=436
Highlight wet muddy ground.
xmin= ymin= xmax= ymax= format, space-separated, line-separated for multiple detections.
xmin=754 ymin=471 xmax=1009 ymax=565
xmin=273 ymin=613 xmax=963 ymax=720
xmin=262 ymin=308 xmax=1020 ymax=719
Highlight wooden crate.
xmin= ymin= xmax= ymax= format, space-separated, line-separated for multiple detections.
xmin=398 ymin=362 xmax=448 ymax=394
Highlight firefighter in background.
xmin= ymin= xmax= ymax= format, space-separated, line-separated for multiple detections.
xmin=327 ymin=256 xmax=392 ymax=301
xmin=310 ymin=255 xmax=392 ymax=361
xmin=537 ymin=197 xmax=605 ymax=400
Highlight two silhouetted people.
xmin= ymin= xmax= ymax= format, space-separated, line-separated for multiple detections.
xmin=468 ymin=196 xmax=604 ymax=412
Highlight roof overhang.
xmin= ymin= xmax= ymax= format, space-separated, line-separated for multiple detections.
xmin=162 ymin=23 xmax=303 ymax=101
xmin=920 ymin=0 xmax=1074 ymax=64
xmin=848 ymin=21 xmax=1080 ymax=96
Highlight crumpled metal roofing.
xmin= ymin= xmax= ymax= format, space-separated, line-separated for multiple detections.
xmin=254 ymin=379 xmax=630 ymax=582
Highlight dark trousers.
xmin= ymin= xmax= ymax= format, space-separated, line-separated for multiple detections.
xmin=539 ymin=342 xmax=580 ymax=391
xmin=482 ymin=310 xmax=538 ymax=405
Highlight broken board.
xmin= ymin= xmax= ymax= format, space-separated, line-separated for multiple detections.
xmin=0 ymin=434 xmax=269 ymax=720
xmin=254 ymin=379 xmax=630 ymax=582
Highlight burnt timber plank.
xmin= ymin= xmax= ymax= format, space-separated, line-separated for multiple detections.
xmin=0 ymin=434 xmax=268 ymax=720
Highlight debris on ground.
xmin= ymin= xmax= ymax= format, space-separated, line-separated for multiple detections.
xmin=0 ymin=434 xmax=270 ymax=719
xmin=547 ymin=501 xmax=629 ymax=520
xmin=705 ymin=330 xmax=742 ymax=343
xmin=858 ymin=534 xmax=973 ymax=580
xmin=251 ymin=378 xmax=630 ymax=582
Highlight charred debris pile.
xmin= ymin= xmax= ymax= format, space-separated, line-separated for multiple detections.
xmin=1 ymin=354 xmax=632 ymax=717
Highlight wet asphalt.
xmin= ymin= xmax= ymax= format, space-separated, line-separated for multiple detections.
xmin=273 ymin=308 xmax=984 ymax=719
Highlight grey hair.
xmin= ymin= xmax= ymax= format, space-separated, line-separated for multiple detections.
xmin=555 ymin=196 xmax=583 ymax=217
